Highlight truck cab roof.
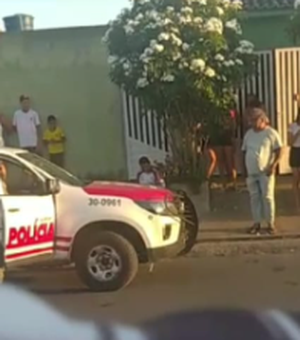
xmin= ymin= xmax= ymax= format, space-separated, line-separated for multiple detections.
xmin=0 ymin=148 xmax=27 ymax=156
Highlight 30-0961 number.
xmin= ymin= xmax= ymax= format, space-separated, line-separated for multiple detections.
xmin=88 ymin=198 xmax=122 ymax=207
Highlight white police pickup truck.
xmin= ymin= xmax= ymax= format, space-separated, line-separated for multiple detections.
xmin=0 ymin=148 xmax=195 ymax=291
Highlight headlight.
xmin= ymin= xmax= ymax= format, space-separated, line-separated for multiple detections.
xmin=135 ymin=200 xmax=180 ymax=216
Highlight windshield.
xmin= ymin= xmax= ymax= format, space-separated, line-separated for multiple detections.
xmin=19 ymin=152 xmax=84 ymax=187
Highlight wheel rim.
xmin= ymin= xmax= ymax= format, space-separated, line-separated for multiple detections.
xmin=87 ymin=245 xmax=122 ymax=282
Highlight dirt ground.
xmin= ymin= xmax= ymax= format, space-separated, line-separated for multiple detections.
xmin=6 ymin=238 xmax=300 ymax=325
xmin=5 ymin=177 xmax=299 ymax=327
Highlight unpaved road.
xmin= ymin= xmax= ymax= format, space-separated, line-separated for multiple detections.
xmin=7 ymin=242 xmax=300 ymax=325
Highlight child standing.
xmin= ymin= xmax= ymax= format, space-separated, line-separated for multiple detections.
xmin=43 ymin=115 xmax=66 ymax=167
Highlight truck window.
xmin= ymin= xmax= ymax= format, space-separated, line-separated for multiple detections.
xmin=19 ymin=153 xmax=83 ymax=187
xmin=0 ymin=159 xmax=44 ymax=196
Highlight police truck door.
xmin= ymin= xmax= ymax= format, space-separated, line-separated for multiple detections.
xmin=0 ymin=157 xmax=56 ymax=264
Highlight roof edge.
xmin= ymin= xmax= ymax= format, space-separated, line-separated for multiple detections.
xmin=241 ymin=8 xmax=294 ymax=18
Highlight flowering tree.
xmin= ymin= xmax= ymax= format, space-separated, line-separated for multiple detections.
xmin=104 ymin=0 xmax=256 ymax=186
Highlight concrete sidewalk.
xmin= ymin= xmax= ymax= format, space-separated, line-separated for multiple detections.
xmin=198 ymin=176 xmax=300 ymax=243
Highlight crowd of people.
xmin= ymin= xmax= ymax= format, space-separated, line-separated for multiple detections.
xmin=0 ymin=95 xmax=66 ymax=167
xmin=137 ymin=94 xmax=300 ymax=234
xmin=1 ymin=93 xmax=299 ymax=231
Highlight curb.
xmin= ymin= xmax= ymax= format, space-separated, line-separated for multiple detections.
xmin=197 ymin=233 xmax=300 ymax=244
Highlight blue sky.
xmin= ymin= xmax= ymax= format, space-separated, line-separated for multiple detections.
xmin=0 ymin=0 xmax=129 ymax=30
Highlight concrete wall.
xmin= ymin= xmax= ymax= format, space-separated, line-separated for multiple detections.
xmin=242 ymin=13 xmax=294 ymax=50
xmin=0 ymin=26 xmax=127 ymax=178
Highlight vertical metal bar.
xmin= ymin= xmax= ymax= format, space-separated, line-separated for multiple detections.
xmin=134 ymin=97 xmax=141 ymax=141
xmin=258 ymin=53 xmax=264 ymax=107
xmin=147 ymin=109 xmax=154 ymax=146
xmin=128 ymin=95 xmax=136 ymax=140
xmin=292 ymin=51 xmax=298 ymax=122
xmin=121 ymin=90 xmax=132 ymax=178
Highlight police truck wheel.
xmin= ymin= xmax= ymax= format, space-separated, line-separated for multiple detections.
xmin=176 ymin=190 xmax=199 ymax=256
xmin=74 ymin=231 xmax=138 ymax=292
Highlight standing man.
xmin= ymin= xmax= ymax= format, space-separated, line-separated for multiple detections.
xmin=13 ymin=95 xmax=42 ymax=153
xmin=242 ymin=108 xmax=282 ymax=235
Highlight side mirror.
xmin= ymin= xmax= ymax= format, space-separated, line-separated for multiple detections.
xmin=46 ymin=178 xmax=60 ymax=194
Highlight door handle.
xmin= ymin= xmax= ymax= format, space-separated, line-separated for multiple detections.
xmin=8 ymin=208 xmax=20 ymax=213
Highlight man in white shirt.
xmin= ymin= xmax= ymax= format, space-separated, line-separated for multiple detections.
xmin=242 ymin=108 xmax=282 ymax=235
xmin=13 ymin=95 xmax=41 ymax=153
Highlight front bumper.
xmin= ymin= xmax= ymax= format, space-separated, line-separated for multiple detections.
xmin=147 ymin=224 xmax=185 ymax=262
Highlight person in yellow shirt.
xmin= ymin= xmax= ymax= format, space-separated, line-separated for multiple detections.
xmin=43 ymin=115 xmax=66 ymax=167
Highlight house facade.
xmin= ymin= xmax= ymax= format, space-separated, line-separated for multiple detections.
xmin=241 ymin=0 xmax=295 ymax=49
xmin=0 ymin=26 xmax=128 ymax=179
xmin=0 ymin=0 xmax=298 ymax=180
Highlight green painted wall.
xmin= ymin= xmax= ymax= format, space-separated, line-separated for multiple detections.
xmin=0 ymin=26 xmax=127 ymax=179
xmin=242 ymin=13 xmax=294 ymax=50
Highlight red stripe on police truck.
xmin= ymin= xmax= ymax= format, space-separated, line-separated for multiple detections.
xmin=55 ymin=236 xmax=72 ymax=243
xmin=55 ymin=245 xmax=70 ymax=252
xmin=5 ymin=247 xmax=54 ymax=260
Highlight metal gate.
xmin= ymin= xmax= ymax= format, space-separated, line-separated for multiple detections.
xmin=274 ymin=48 xmax=300 ymax=174
xmin=122 ymin=91 xmax=169 ymax=179
xmin=236 ymin=50 xmax=276 ymax=136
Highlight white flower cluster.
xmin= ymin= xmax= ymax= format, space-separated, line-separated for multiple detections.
xmin=162 ymin=74 xmax=175 ymax=82
xmin=185 ymin=0 xmax=207 ymax=4
xmin=135 ymin=0 xmax=150 ymax=5
xmin=137 ymin=77 xmax=149 ymax=88
xmin=150 ymin=39 xmax=164 ymax=53
xmin=191 ymin=58 xmax=206 ymax=72
xmin=231 ymin=0 xmax=243 ymax=10
xmin=108 ymin=55 xmax=118 ymax=65
xmin=102 ymin=27 xmax=112 ymax=43
xmin=104 ymin=0 xmax=254 ymax=91
xmin=225 ymin=19 xmax=242 ymax=34
xmin=205 ymin=67 xmax=216 ymax=78
xmin=204 ymin=17 xmax=223 ymax=35
xmin=215 ymin=54 xmax=225 ymax=62
xmin=236 ymin=40 xmax=254 ymax=54
xmin=223 ymin=60 xmax=235 ymax=67
xmin=221 ymin=0 xmax=243 ymax=9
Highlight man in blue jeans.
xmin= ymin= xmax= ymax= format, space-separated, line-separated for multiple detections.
xmin=242 ymin=108 xmax=282 ymax=235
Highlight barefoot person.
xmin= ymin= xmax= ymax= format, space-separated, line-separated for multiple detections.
xmin=288 ymin=108 xmax=300 ymax=212
xmin=207 ymin=109 xmax=237 ymax=189
xmin=242 ymin=108 xmax=282 ymax=235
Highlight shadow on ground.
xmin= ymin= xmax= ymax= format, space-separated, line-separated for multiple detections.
xmin=207 ymin=176 xmax=297 ymax=222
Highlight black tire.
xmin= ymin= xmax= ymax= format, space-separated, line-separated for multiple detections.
xmin=74 ymin=231 xmax=138 ymax=292
xmin=176 ymin=190 xmax=199 ymax=256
